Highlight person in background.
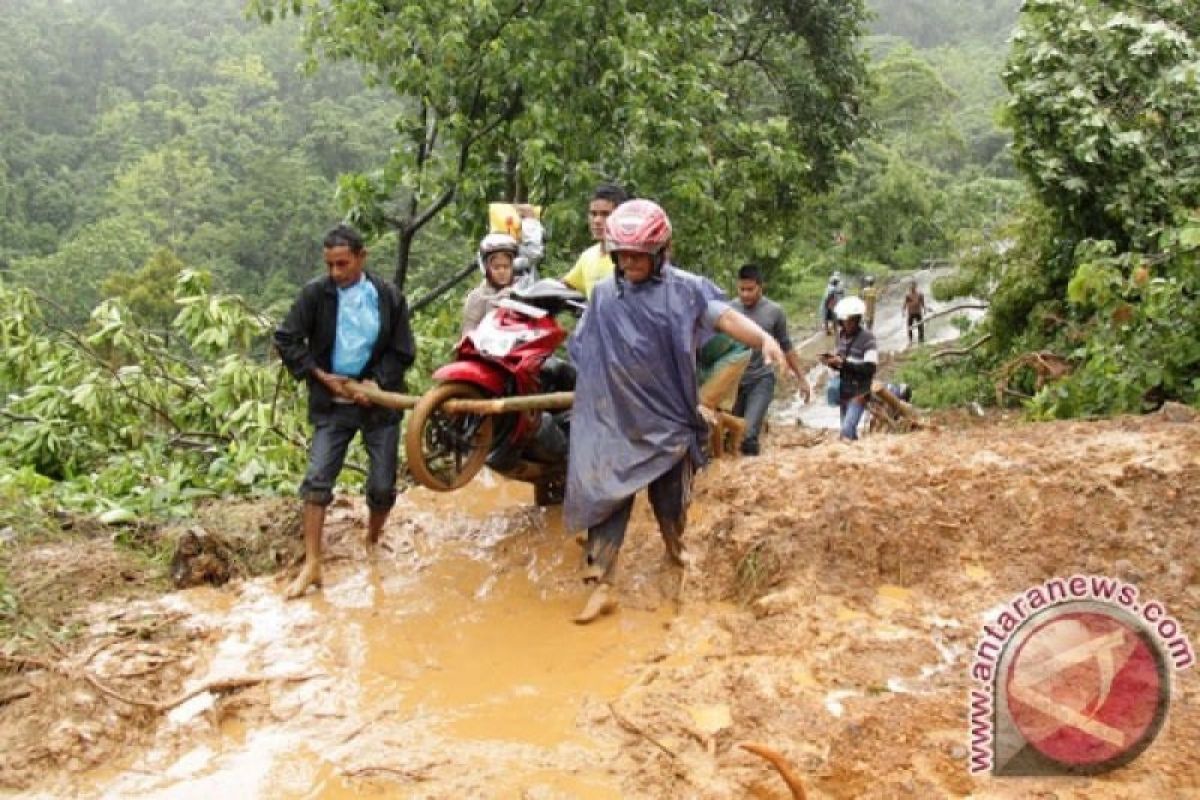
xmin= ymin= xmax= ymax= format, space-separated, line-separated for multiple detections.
xmin=274 ymin=224 xmax=416 ymax=598
xmin=903 ymin=280 xmax=928 ymax=344
xmin=510 ymin=204 xmax=544 ymax=279
xmin=860 ymin=275 xmax=878 ymax=330
xmin=565 ymin=200 xmax=785 ymax=623
xmin=821 ymin=296 xmax=877 ymax=442
xmin=820 ymin=273 xmax=844 ymax=336
xmin=561 ymin=183 xmax=629 ymax=298
xmin=461 ymin=233 xmax=520 ymax=336
xmin=732 ymin=264 xmax=811 ymax=456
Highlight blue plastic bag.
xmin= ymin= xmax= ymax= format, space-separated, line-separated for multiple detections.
xmin=825 ymin=374 xmax=841 ymax=406
xmin=332 ymin=280 xmax=381 ymax=377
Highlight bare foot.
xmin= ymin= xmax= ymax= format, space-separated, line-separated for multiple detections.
xmin=573 ymin=583 xmax=617 ymax=624
xmin=663 ymin=534 xmax=685 ymax=567
xmin=284 ymin=563 xmax=322 ymax=599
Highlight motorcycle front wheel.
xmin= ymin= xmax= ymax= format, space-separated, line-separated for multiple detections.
xmin=405 ymin=382 xmax=494 ymax=491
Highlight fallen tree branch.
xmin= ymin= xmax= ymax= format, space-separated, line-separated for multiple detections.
xmin=993 ymin=351 xmax=1072 ymax=406
xmin=343 ymin=765 xmax=428 ymax=781
xmin=918 ymin=302 xmax=990 ymax=326
xmin=740 ymin=742 xmax=807 ymax=800
xmin=0 ymin=653 xmax=53 ymax=672
xmin=9 ymin=652 xmax=323 ymax=714
xmin=607 ymin=701 xmax=679 ymax=760
xmin=156 ymin=673 xmax=324 ymax=712
xmin=870 ymin=383 xmax=922 ymax=424
xmin=80 ymin=669 xmax=159 ymax=709
xmin=931 ymin=333 xmax=992 ymax=361
xmin=0 ymin=687 xmax=32 ymax=706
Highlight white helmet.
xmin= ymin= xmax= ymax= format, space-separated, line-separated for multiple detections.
xmin=477 ymin=232 xmax=519 ymax=274
xmin=834 ymin=295 xmax=867 ymax=320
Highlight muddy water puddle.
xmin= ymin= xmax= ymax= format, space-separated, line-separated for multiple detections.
xmin=76 ymin=473 xmax=674 ymax=799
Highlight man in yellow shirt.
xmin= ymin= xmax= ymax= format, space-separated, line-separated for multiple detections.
xmin=561 ymin=183 xmax=628 ymax=298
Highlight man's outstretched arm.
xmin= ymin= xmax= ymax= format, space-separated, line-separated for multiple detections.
xmin=715 ymin=308 xmax=785 ymax=368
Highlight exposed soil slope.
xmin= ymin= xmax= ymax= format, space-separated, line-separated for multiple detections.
xmin=1 ymin=409 xmax=1197 ymax=799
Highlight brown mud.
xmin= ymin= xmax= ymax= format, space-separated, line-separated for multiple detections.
xmin=2 ymin=409 xmax=1198 ymax=798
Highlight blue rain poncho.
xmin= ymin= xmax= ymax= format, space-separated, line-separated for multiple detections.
xmin=563 ymin=264 xmax=731 ymax=532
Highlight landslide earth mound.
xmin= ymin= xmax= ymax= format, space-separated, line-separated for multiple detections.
xmin=604 ymin=410 xmax=1199 ymax=799
xmin=1 ymin=411 xmax=1197 ymax=799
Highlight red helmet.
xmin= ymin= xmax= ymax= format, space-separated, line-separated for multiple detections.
xmin=604 ymin=199 xmax=672 ymax=255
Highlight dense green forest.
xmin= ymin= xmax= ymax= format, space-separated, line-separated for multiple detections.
xmin=0 ymin=0 xmax=406 ymax=317
xmin=2 ymin=0 xmax=1020 ymax=318
xmin=0 ymin=0 xmax=1195 ymax=532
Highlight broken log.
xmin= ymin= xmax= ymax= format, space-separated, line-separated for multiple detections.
xmin=870 ymin=382 xmax=922 ymax=424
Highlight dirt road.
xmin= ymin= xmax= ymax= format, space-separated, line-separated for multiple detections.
xmin=781 ymin=268 xmax=986 ymax=431
xmin=2 ymin=407 xmax=1198 ymax=798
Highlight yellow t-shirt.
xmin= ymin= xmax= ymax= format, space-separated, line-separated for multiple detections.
xmin=561 ymin=244 xmax=614 ymax=299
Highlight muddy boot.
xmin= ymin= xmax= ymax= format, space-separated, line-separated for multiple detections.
xmin=285 ymin=502 xmax=325 ymax=599
xmin=574 ymin=581 xmax=617 ymax=624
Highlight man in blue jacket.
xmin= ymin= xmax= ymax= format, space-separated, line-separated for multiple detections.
xmin=274 ymin=224 xmax=415 ymax=598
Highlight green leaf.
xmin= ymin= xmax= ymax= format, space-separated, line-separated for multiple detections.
xmin=99 ymin=508 xmax=138 ymax=525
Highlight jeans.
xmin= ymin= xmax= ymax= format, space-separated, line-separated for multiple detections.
xmin=839 ymin=395 xmax=867 ymax=441
xmin=299 ymin=404 xmax=400 ymax=510
xmin=584 ymin=456 xmax=692 ymax=582
xmin=733 ymin=372 xmax=776 ymax=455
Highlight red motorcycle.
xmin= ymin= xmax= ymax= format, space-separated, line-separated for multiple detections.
xmin=404 ymin=279 xmax=584 ymax=505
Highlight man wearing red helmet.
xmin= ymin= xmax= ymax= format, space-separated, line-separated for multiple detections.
xmin=565 ymin=199 xmax=786 ymax=623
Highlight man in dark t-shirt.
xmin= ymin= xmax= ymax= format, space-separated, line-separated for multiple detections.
xmin=732 ymin=264 xmax=811 ymax=456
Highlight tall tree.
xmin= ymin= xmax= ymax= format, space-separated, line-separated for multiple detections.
xmin=247 ymin=0 xmax=869 ymax=289
xmin=948 ymin=0 xmax=1200 ymax=415
xmin=1004 ymin=0 xmax=1200 ymax=251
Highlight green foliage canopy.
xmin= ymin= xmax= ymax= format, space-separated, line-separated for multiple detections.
xmin=952 ymin=0 xmax=1200 ymax=415
xmin=247 ymin=0 xmax=871 ymax=286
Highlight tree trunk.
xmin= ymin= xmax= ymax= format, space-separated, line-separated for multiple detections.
xmin=395 ymin=224 xmax=416 ymax=294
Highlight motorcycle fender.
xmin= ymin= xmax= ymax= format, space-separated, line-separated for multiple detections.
xmin=432 ymin=362 xmax=506 ymax=395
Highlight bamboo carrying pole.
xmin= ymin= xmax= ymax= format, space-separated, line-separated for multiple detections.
xmin=343 ymin=382 xmax=422 ymax=410
xmin=443 ymin=392 xmax=574 ymax=414
xmin=346 ymin=381 xmax=574 ymax=415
